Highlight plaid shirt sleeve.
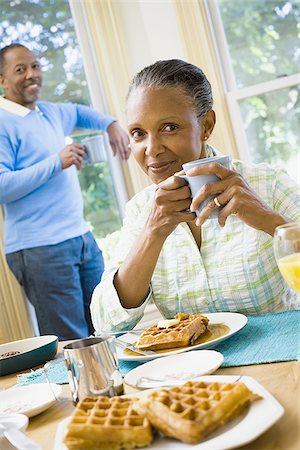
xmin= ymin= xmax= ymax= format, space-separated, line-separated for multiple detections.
xmin=91 ymin=187 xmax=155 ymax=332
xmin=272 ymin=167 xmax=300 ymax=221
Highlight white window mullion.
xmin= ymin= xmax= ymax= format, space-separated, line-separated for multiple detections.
xmin=204 ymin=0 xmax=236 ymax=91
xmin=205 ymin=0 xmax=300 ymax=175
xmin=69 ymin=0 xmax=129 ymax=218
xmin=205 ymin=0 xmax=252 ymax=161
xmin=226 ymin=93 xmax=251 ymax=162
xmin=205 ymin=0 xmax=251 ymax=161
xmin=231 ymin=73 xmax=300 ymax=101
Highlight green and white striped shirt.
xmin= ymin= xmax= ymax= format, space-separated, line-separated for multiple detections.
xmin=91 ymin=149 xmax=300 ymax=332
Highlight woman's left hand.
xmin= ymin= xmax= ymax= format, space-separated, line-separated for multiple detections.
xmin=188 ymin=162 xmax=288 ymax=235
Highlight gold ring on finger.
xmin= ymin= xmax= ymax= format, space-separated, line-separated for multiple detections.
xmin=213 ymin=196 xmax=221 ymax=208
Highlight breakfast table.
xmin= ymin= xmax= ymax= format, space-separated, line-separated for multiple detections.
xmin=0 ymin=343 xmax=299 ymax=450
xmin=1 ymin=308 xmax=300 ymax=450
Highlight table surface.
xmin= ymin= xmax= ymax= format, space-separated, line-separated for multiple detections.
xmin=1 ymin=343 xmax=299 ymax=450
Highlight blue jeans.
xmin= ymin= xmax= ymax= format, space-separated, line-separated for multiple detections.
xmin=6 ymin=232 xmax=104 ymax=340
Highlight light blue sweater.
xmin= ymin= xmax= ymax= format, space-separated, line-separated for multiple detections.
xmin=0 ymin=101 xmax=115 ymax=253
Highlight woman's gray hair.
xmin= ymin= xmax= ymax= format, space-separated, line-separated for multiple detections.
xmin=127 ymin=59 xmax=213 ymax=118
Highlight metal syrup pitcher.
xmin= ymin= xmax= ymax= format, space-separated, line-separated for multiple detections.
xmin=63 ymin=336 xmax=123 ymax=405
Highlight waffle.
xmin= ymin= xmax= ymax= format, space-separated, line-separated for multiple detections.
xmin=135 ymin=313 xmax=209 ymax=350
xmin=133 ymin=380 xmax=261 ymax=444
xmin=63 ymin=396 xmax=153 ymax=450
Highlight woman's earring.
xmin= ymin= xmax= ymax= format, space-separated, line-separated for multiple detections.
xmin=204 ymin=136 xmax=208 ymax=141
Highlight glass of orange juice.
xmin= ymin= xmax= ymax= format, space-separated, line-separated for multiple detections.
xmin=274 ymin=223 xmax=300 ymax=294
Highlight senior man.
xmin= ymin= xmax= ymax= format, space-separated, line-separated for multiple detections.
xmin=0 ymin=43 xmax=130 ymax=339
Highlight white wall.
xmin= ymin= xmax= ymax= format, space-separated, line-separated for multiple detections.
xmin=118 ymin=0 xmax=186 ymax=77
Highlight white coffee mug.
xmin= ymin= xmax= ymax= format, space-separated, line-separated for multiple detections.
xmin=181 ymin=155 xmax=231 ymax=218
xmin=82 ymin=135 xmax=107 ymax=164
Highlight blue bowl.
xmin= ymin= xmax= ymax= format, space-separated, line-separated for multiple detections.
xmin=0 ymin=335 xmax=58 ymax=377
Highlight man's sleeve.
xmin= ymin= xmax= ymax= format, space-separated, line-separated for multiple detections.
xmin=0 ymin=131 xmax=62 ymax=204
xmin=59 ymin=103 xmax=116 ymax=135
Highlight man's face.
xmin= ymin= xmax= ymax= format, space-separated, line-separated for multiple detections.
xmin=0 ymin=47 xmax=42 ymax=109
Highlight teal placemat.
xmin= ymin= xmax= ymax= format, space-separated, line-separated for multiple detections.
xmin=218 ymin=310 xmax=300 ymax=367
xmin=17 ymin=310 xmax=300 ymax=385
xmin=17 ymin=358 xmax=69 ymax=386
xmin=17 ymin=358 xmax=140 ymax=386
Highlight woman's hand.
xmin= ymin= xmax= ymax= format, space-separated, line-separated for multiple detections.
xmin=188 ymin=162 xmax=288 ymax=235
xmin=115 ymin=174 xmax=195 ymax=309
xmin=146 ymin=174 xmax=195 ymax=239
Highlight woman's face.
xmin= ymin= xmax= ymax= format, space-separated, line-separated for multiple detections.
xmin=126 ymin=86 xmax=207 ymax=184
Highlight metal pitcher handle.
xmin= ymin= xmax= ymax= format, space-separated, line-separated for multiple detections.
xmin=66 ymin=360 xmax=80 ymax=405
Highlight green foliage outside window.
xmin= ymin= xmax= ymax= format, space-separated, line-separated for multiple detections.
xmin=218 ymin=0 xmax=300 ymax=87
xmin=0 ymin=0 xmax=121 ymax=238
xmin=218 ymin=0 xmax=300 ymax=169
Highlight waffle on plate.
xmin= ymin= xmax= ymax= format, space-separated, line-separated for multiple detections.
xmin=135 ymin=313 xmax=209 ymax=351
xmin=133 ymin=380 xmax=261 ymax=444
xmin=63 ymin=396 xmax=153 ymax=450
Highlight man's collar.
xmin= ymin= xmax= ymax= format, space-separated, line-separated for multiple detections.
xmin=0 ymin=96 xmax=33 ymax=117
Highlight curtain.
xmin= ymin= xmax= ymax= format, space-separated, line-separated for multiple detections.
xmin=0 ymin=209 xmax=32 ymax=343
xmin=174 ymin=0 xmax=238 ymax=157
xmin=82 ymin=0 xmax=151 ymax=195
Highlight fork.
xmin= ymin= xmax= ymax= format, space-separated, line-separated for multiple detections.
xmin=43 ymin=361 xmax=60 ymax=401
xmin=116 ymin=339 xmax=156 ymax=356
xmin=136 ymin=373 xmax=203 ymax=388
xmin=136 ymin=375 xmax=184 ymax=388
xmin=136 ymin=374 xmax=243 ymax=388
xmin=95 ymin=328 xmax=147 ymax=337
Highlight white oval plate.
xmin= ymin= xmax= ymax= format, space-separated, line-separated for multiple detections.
xmin=0 ymin=383 xmax=62 ymax=418
xmin=0 ymin=413 xmax=29 ymax=437
xmin=54 ymin=375 xmax=284 ymax=450
xmin=116 ymin=312 xmax=247 ymax=361
xmin=0 ymin=413 xmax=29 ymax=450
xmin=124 ymin=350 xmax=224 ymax=388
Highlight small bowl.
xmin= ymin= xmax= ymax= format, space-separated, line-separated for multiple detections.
xmin=0 ymin=335 xmax=58 ymax=377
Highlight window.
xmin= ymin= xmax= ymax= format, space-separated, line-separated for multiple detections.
xmin=206 ymin=0 xmax=300 ymax=181
xmin=0 ymin=0 xmax=122 ymax=237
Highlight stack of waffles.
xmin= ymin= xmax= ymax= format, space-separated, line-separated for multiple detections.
xmin=64 ymin=381 xmax=261 ymax=449
xmin=63 ymin=396 xmax=153 ymax=450
xmin=134 ymin=380 xmax=261 ymax=444
xmin=135 ymin=313 xmax=209 ymax=350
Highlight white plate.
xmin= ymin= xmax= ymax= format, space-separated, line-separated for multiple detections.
xmin=54 ymin=375 xmax=284 ymax=450
xmin=0 ymin=413 xmax=29 ymax=450
xmin=124 ymin=350 xmax=224 ymax=388
xmin=0 ymin=383 xmax=62 ymax=418
xmin=116 ymin=312 xmax=247 ymax=361
xmin=0 ymin=413 xmax=29 ymax=437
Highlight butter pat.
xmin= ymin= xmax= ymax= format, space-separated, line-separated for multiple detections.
xmin=157 ymin=319 xmax=180 ymax=329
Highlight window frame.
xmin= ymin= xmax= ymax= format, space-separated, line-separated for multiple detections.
xmin=69 ymin=0 xmax=129 ymax=218
xmin=205 ymin=0 xmax=300 ymax=163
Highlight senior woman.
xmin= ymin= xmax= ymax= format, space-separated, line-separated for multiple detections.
xmin=91 ymin=59 xmax=300 ymax=332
